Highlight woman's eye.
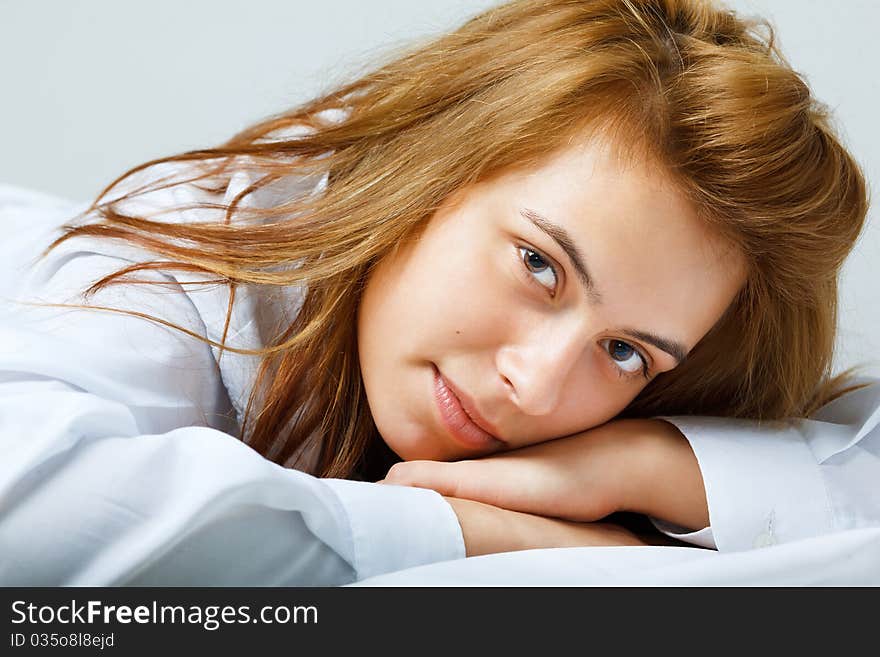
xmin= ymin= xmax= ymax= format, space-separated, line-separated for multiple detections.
xmin=602 ymin=339 xmax=650 ymax=381
xmin=518 ymin=247 xmax=558 ymax=295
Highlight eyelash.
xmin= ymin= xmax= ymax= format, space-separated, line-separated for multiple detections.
xmin=606 ymin=340 xmax=651 ymax=381
xmin=516 ymin=245 xmax=651 ymax=381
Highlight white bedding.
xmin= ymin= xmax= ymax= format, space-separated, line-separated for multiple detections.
xmin=353 ymin=526 xmax=880 ymax=586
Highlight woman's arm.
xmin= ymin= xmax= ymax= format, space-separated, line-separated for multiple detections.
xmin=382 ymin=418 xmax=709 ymax=529
xmin=652 ymin=381 xmax=880 ymax=551
xmin=384 ymin=381 xmax=880 ymax=552
xmin=615 ymin=419 xmax=710 ymax=531
xmin=442 ymin=497 xmax=649 ymax=556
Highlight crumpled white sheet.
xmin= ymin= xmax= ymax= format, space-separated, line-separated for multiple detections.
xmin=350 ymin=526 xmax=880 ymax=586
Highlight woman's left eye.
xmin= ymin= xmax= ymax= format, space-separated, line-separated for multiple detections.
xmin=518 ymin=246 xmax=559 ymax=295
xmin=602 ymin=339 xmax=650 ymax=381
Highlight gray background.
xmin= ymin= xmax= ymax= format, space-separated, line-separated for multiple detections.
xmin=2 ymin=0 xmax=877 ymax=377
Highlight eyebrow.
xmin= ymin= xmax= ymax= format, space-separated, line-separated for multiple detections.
xmin=519 ymin=207 xmax=689 ymax=366
xmin=520 ymin=208 xmax=601 ymax=304
xmin=618 ymin=328 xmax=689 ymax=367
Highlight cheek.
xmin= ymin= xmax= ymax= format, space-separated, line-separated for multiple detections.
xmin=411 ymin=243 xmax=513 ymax=342
xmin=546 ymin=351 xmax=643 ymax=437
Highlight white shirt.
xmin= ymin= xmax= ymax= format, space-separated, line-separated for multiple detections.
xmin=1 ymin=155 xmax=878 ymax=585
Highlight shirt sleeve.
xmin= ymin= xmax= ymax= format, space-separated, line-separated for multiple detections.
xmin=0 ymin=190 xmax=465 ymax=586
xmin=648 ymin=378 xmax=880 ymax=552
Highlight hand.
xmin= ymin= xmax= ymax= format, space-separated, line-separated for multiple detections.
xmin=442 ymin=496 xmax=650 ymax=557
xmin=380 ymin=420 xmax=640 ymax=523
xmin=381 ymin=418 xmax=709 ymax=531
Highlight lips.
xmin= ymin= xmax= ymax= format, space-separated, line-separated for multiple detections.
xmin=432 ymin=364 xmax=505 ymax=450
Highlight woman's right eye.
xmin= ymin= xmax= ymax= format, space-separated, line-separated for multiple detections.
xmin=517 ymin=246 xmax=559 ymax=296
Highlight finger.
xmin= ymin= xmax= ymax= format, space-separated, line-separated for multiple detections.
xmin=383 ymin=460 xmax=463 ymax=497
xmin=389 ymin=458 xmax=525 ymax=509
xmin=434 ymin=455 xmax=598 ymax=521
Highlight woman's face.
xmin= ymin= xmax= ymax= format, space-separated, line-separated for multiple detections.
xmin=357 ymin=136 xmax=748 ymax=462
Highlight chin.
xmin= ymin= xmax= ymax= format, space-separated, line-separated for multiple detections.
xmin=378 ymin=425 xmax=451 ymax=462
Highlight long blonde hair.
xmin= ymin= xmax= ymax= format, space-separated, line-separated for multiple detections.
xmin=34 ymin=0 xmax=873 ymax=479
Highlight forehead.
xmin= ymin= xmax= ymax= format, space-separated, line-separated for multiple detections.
xmin=509 ymin=135 xmax=688 ymax=222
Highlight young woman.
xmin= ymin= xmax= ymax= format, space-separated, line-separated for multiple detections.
xmin=1 ymin=0 xmax=877 ymax=585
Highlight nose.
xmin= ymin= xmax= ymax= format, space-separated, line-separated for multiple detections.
xmin=495 ymin=317 xmax=591 ymax=417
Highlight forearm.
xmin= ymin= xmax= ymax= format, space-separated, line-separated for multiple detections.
xmin=614 ymin=419 xmax=710 ymax=532
xmin=444 ymin=496 xmax=647 ymax=557
xmin=381 ymin=417 xmax=710 ymax=542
